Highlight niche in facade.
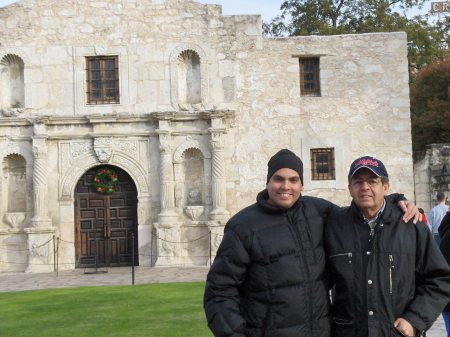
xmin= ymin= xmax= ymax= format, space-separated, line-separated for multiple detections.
xmin=2 ymin=154 xmax=27 ymax=213
xmin=177 ymin=50 xmax=201 ymax=106
xmin=183 ymin=148 xmax=204 ymax=206
xmin=0 ymin=54 xmax=25 ymax=116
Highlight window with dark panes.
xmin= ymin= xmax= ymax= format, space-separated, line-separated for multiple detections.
xmin=299 ymin=58 xmax=320 ymax=96
xmin=311 ymin=148 xmax=335 ymax=180
xmin=86 ymin=56 xmax=119 ymax=104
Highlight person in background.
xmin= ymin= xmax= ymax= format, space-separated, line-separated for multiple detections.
xmin=324 ymin=156 xmax=450 ymax=337
xmin=204 ymin=150 xmax=420 ymax=337
xmin=419 ymin=208 xmax=428 ymax=225
xmin=439 ymin=211 xmax=450 ymax=337
xmin=428 ymin=192 xmax=449 ymax=245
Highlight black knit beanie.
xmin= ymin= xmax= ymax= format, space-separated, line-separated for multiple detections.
xmin=267 ymin=149 xmax=303 ymax=184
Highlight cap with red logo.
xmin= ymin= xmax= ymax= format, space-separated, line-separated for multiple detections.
xmin=348 ymin=156 xmax=388 ymax=180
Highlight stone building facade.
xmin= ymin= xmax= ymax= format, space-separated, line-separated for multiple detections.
xmin=0 ymin=0 xmax=414 ymax=273
xmin=414 ymin=144 xmax=450 ymax=212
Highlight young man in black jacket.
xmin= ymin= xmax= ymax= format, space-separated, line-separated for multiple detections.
xmin=324 ymin=156 xmax=450 ymax=337
xmin=204 ymin=150 xmax=420 ymax=337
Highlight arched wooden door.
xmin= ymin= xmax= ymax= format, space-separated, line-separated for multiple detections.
xmin=75 ymin=166 xmax=138 ymax=268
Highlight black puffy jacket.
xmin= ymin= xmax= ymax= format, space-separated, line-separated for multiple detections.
xmin=204 ymin=190 xmax=337 ymax=337
xmin=439 ymin=211 xmax=450 ymax=312
xmin=324 ymin=201 xmax=450 ymax=337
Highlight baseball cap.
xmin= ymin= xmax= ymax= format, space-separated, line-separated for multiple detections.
xmin=348 ymin=156 xmax=388 ymax=180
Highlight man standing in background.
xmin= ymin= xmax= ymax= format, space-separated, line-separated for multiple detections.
xmin=429 ymin=192 xmax=449 ymax=245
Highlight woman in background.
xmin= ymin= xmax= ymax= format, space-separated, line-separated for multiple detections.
xmin=419 ymin=208 xmax=428 ymax=225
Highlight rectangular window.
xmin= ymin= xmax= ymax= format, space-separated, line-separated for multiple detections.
xmin=311 ymin=148 xmax=335 ymax=180
xmin=299 ymin=58 xmax=321 ymax=96
xmin=86 ymin=56 xmax=119 ymax=104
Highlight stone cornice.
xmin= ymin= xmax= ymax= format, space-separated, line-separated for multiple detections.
xmin=151 ymin=110 xmax=235 ymax=122
xmin=0 ymin=110 xmax=235 ymax=126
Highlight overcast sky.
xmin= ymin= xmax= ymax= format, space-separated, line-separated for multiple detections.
xmin=0 ymin=0 xmax=435 ymax=22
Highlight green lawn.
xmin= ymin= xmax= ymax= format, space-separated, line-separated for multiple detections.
xmin=0 ymin=282 xmax=213 ymax=337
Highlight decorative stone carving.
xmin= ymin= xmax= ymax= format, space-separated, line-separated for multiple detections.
xmin=114 ymin=139 xmax=137 ymax=158
xmin=0 ymin=47 xmax=31 ymax=64
xmin=157 ymin=128 xmax=177 ymax=223
xmin=31 ymin=135 xmax=52 ymax=227
xmin=71 ymin=142 xmax=92 ymax=159
xmin=94 ymin=137 xmax=113 ymax=163
xmin=4 ymin=212 xmax=26 ymax=228
xmin=209 ymin=126 xmax=229 ymax=221
xmin=187 ymin=189 xmax=202 ymax=205
xmin=24 ymin=227 xmax=55 ymax=273
xmin=183 ymin=205 xmax=204 ymax=221
xmin=154 ymin=222 xmax=182 ymax=266
xmin=0 ymin=108 xmax=25 ymax=117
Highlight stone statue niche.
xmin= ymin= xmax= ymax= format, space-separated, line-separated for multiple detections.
xmin=183 ymin=148 xmax=205 ymax=221
xmin=0 ymin=54 xmax=25 ymax=117
xmin=177 ymin=50 xmax=201 ymax=108
xmin=2 ymin=154 xmax=27 ymax=228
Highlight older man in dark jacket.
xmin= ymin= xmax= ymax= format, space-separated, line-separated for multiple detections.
xmin=439 ymin=211 xmax=450 ymax=337
xmin=204 ymin=150 xmax=419 ymax=337
xmin=325 ymin=156 xmax=450 ymax=337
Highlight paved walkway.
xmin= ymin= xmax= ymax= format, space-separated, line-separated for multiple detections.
xmin=0 ymin=266 xmax=446 ymax=336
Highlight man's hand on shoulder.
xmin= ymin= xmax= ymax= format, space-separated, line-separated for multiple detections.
xmin=398 ymin=200 xmax=420 ymax=224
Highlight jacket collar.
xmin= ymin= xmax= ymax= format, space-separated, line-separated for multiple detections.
xmin=351 ymin=198 xmax=397 ymax=226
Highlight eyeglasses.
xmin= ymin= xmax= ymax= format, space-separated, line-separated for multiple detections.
xmin=350 ymin=177 xmax=382 ymax=187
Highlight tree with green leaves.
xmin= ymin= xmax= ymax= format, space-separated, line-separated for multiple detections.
xmin=264 ymin=0 xmax=449 ymax=75
xmin=410 ymin=59 xmax=450 ymax=151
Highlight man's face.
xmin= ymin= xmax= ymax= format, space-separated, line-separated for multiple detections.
xmin=348 ymin=168 xmax=390 ymax=218
xmin=267 ymin=168 xmax=303 ymax=209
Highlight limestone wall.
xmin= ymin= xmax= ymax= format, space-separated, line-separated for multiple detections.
xmin=0 ymin=0 xmax=414 ymax=271
xmin=226 ymin=32 xmax=413 ymax=213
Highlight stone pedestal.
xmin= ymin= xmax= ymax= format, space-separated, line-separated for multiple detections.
xmin=206 ymin=220 xmax=225 ymax=265
xmin=153 ymin=222 xmax=182 ymax=266
xmin=24 ymin=225 xmax=56 ymax=273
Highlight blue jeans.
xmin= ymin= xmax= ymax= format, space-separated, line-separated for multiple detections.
xmin=444 ymin=311 xmax=450 ymax=337
xmin=434 ymin=233 xmax=442 ymax=246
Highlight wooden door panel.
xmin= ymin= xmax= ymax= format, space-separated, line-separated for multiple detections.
xmin=75 ymin=166 xmax=138 ymax=268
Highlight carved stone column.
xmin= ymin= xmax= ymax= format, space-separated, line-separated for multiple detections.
xmin=209 ymin=117 xmax=229 ymax=222
xmin=26 ymin=118 xmax=55 ymax=273
xmin=156 ymin=124 xmax=177 ymax=224
xmin=154 ymin=121 xmax=181 ymax=266
xmin=30 ymin=137 xmax=51 ymax=225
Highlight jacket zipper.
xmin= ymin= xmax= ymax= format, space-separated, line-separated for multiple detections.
xmin=389 ymin=254 xmax=394 ymax=294
xmin=286 ymin=210 xmax=314 ymax=333
xmin=329 ymin=252 xmax=353 ymax=259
